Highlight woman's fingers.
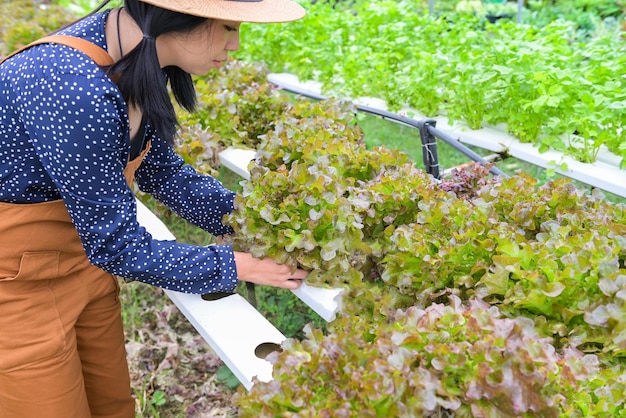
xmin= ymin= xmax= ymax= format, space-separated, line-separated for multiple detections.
xmin=290 ymin=268 xmax=308 ymax=280
xmin=233 ymin=252 xmax=308 ymax=289
xmin=268 ymin=266 xmax=307 ymax=289
xmin=282 ymin=278 xmax=303 ymax=290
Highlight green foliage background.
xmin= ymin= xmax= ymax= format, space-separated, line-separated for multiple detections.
xmin=234 ymin=0 xmax=626 ymax=165
xmin=2 ymin=0 xmax=626 ymax=416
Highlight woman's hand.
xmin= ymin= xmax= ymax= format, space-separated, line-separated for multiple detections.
xmin=233 ymin=252 xmax=307 ymax=290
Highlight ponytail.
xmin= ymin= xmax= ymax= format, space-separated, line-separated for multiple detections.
xmin=108 ymin=0 xmax=207 ymax=145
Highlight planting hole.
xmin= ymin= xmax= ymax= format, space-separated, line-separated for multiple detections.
xmin=201 ymin=292 xmax=234 ymax=301
xmin=255 ymin=342 xmax=282 ymax=359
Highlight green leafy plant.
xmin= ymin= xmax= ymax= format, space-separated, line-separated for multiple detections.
xmin=1 ymin=0 xmax=76 ymax=54
xmin=149 ymin=390 xmax=167 ymax=412
xmin=236 ymin=296 xmax=605 ymax=417
xmin=233 ymin=0 xmax=626 ymax=165
xmin=175 ymin=123 xmax=222 ymax=177
xmin=54 ymin=0 xmax=121 ymax=16
xmin=525 ymin=0 xmax=624 ymax=35
xmin=216 ymin=365 xmax=241 ymax=390
xmin=180 ymin=60 xmax=291 ymax=151
xmin=223 ymin=98 xmax=441 ymax=287
xmin=222 ymin=104 xmax=625 ymax=414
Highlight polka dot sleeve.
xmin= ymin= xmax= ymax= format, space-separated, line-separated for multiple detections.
xmin=135 ymin=134 xmax=236 ymax=238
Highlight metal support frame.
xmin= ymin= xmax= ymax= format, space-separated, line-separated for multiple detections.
xmin=425 ymin=123 xmax=507 ymax=178
xmin=418 ymin=119 xmax=440 ymax=179
xmin=271 ymin=81 xmax=507 ymax=179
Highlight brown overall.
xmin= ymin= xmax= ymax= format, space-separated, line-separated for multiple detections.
xmin=0 ymin=37 xmax=149 ymax=418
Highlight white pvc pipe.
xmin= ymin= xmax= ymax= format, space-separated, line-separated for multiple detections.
xmin=135 ymin=198 xmax=287 ymax=390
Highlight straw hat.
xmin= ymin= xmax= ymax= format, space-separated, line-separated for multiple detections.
xmin=139 ymin=0 xmax=306 ymax=23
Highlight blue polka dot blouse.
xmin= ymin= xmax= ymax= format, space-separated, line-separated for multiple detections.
xmin=0 ymin=10 xmax=239 ymax=294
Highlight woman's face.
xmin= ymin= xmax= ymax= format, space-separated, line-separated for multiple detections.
xmin=160 ymin=19 xmax=241 ymax=74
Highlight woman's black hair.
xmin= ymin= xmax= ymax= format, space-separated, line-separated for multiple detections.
xmin=108 ymin=0 xmax=208 ymax=145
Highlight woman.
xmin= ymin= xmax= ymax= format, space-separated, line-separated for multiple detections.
xmin=0 ymin=0 xmax=307 ymax=416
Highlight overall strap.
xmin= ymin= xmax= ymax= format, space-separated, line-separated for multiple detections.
xmin=3 ymin=34 xmax=145 ymax=184
xmin=0 ymin=35 xmax=113 ymax=67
